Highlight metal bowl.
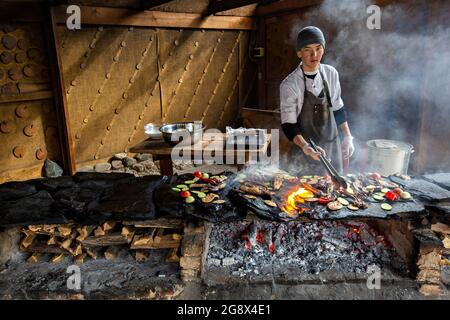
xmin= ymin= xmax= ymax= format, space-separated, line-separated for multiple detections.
xmin=159 ymin=122 xmax=204 ymax=146
xmin=144 ymin=123 xmax=163 ymax=139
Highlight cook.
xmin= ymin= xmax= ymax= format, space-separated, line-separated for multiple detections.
xmin=280 ymin=26 xmax=355 ymax=175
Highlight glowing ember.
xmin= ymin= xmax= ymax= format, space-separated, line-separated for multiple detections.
xmin=283 ymin=186 xmax=314 ymax=215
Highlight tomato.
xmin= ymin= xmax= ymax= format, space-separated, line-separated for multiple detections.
xmin=318 ymin=197 xmax=333 ymax=205
xmin=193 ymin=171 xmax=203 ymax=178
xmin=392 ymin=188 xmax=403 ymax=195
xmin=384 ymin=190 xmax=398 ymax=201
xmin=180 ymin=190 xmax=191 ymax=198
xmin=371 ymin=172 xmax=381 ymax=180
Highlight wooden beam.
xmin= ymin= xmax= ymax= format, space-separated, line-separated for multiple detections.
xmin=207 ymin=0 xmax=260 ymax=16
xmin=256 ymin=0 xmax=323 ymax=16
xmin=0 ymin=91 xmax=53 ymax=105
xmin=45 ymin=6 xmax=76 ymax=176
xmin=52 ymin=5 xmax=256 ymax=30
xmin=139 ymin=0 xmax=174 ymax=10
xmin=0 ymin=3 xmax=45 ymax=22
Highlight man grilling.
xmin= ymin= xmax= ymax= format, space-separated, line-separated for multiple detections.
xmin=280 ymin=26 xmax=354 ymax=175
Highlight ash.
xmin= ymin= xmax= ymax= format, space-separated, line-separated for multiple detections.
xmin=207 ymin=220 xmax=405 ymax=278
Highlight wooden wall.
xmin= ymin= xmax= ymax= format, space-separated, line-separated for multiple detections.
xmin=0 ymin=20 xmax=62 ymax=183
xmin=55 ymin=7 xmax=256 ymax=166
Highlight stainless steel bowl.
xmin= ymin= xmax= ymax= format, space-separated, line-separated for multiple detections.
xmin=159 ymin=122 xmax=204 ymax=146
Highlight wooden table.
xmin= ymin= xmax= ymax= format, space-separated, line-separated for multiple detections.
xmin=130 ymin=133 xmax=271 ymax=175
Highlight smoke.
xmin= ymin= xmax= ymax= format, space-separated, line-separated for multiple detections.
xmin=287 ymin=0 xmax=450 ymax=173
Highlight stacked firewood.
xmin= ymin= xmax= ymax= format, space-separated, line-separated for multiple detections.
xmin=20 ymin=218 xmax=183 ymax=264
xmin=416 ymin=222 xmax=450 ymax=296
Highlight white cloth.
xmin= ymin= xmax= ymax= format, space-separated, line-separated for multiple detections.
xmin=280 ymin=63 xmax=344 ymax=124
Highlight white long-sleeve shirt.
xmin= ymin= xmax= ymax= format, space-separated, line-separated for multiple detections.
xmin=280 ymin=63 xmax=344 ymax=124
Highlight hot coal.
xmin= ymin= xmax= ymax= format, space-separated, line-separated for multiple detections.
xmin=206 ymin=220 xmax=408 ymax=279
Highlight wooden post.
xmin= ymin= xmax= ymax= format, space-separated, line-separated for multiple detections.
xmin=43 ymin=6 xmax=76 ymax=175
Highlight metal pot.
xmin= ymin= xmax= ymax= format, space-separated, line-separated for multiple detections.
xmin=159 ymin=122 xmax=204 ymax=146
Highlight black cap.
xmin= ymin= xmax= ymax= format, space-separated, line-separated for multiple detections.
xmin=296 ymin=26 xmax=326 ymax=51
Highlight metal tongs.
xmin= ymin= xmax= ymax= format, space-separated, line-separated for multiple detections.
xmin=308 ymin=138 xmax=348 ymax=189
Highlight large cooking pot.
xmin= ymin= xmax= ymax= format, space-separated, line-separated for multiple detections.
xmin=159 ymin=122 xmax=204 ymax=146
xmin=366 ymin=139 xmax=414 ymax=176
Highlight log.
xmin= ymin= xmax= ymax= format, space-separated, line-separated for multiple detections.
xmin=51 ymin=253 xmax=65 ymax=263
xmin=75 ymin=253 xmax=86 ymax=264
xmin=166 ymin=247 xmax=180 ymax=263
xmin=83 ymin=233 xmax=129 ymax=247
xmin=104 ymin=246 xmax=120 ymax=260
xmin=417 ymin=269 xmax=441 ymax=284
xmin=69 ymin=243 xmax=82 ymax=256
xmin=85 ymin=246 xmax=101 ymax=260
xmin=76 ymin=226 xmax=95 ymax=242
xmin=102 ymin=221 xmax=117 ymax=232
xmin=417 ymin=249 xmax=442 ymax=270
xmin=121 ymin=225 xmax=135 ymax=243
xmin=17 ymin=82 xmax=51 ymax=94
xmin=58 ymin=225 xmax=73 ymax=237
xmin=94 ymin=226 xmax=106 ymax=237
xmin=444 ymin=236 xmax=450 ymax=249
xmin=135 ymin=250 xmax=150 ymax=262
xmin=60 ymin=238 xmax=72 ymax=250
xmin=24 ymin=242 xmax=66 ymax=254
xmin=124 ymin=218 xmax=184 ymax=229
xmin=27 ymin=252 xmax=41 ymax=263
xmin=181 ymin=233 xmax=204 ymax=257
xmin=47 ymin=235 xmax=58 ymax=245
xmin=20 ymin=231 xmax=36 ymax=249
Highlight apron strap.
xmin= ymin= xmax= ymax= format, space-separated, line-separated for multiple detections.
xmin=319 ymin=69 xmax=333 ymax=108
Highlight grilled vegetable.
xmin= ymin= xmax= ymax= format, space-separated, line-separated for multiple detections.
xmin=193 ymin=171 xmax=203 ymax=178
xmin=393 ymin=188 xmax=403 ymax=195
xmin=244 ymin=194 xmax=257 ymax=200
xmin=185 ymin=180 xmax=196 ymax=184
xmin=196 ymin=192 xmax=206 ymax=199
xmin=400 ymin=191 xmax=411 ymax=200
xmin=381 ymin=203 xmax=392 ymax=211
xmin=384 ymin=191 xmax=398 ymax=201
xmin=190 ymin=183 xmax=207 ymax=188
xmin=371 ymin=172 xmax=381 ymax=180
xmin=264 ymin=200 xmax=277 ymax=207
xmin=213 ymin=200 xmax=226 ymax=204
xmin=318 ymin=197 xmax=333 ymax=205
xmin=337 ymin=197 xmax=349 ymax=206
xmin=172 ymin=187 xmax=181 ymax=192
xmin=185 ymin=196 xmax=195 ymax=204
xmin=373 ymin=195 xmax=384 ymax=201
xmin=202 ymin=193 xmax=219 ymax=203
xmin=239 ymin=183 xmax=274 ymax=196
xmin=327 ymin=201 xmax=343 ymax=211
xmin=305 ymin=197 xmax=319 ymax=202
xmin=176 ymin=184 xmax=188 ymax=189
xmin=347 ymin=204 xmax=359 ymax=211
xmin=180 ymin=190 xmax=191 ymax=198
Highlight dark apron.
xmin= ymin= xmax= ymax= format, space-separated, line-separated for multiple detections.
xmin=288 ymin=67 xmax=342 ymax=175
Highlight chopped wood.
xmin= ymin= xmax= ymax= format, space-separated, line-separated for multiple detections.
xmin=83 ymin=233 xmax=129 ymax=247
xmin=104 ymin=246 xmax=120 ymax=260
xmin=172 ymin=233 xmax=182 ymax=241
xmin=419 ymin=284 xmax=443 ymax=296
xmin=180 ymin=269 xmax=200 ymax=282
xmin=85 ymin=247 xmax=100 ymax=260
xmin=47 ymin=235 xmax=58 ymax=245
xmin=58 ymin=225 xmax=73 ymax=237
xmin=179 ymin=256 xmax=201 ymax=270
xmin=135 ymin=250 xmax=150 ymax=262
xmin=23 ymin=242 xmax=66 ymax=254
xmin=184 ymin=222 xmax=205 ymax=235
xmin=124 ymin=218 xmax=183 ymax=229
xmin=76 ymin=226 xmax=95 ymax=242
xmin=60 ymin=238 xmax=72 ymax=250
xmin=69 ymin=243 xmax=83 ymax=256
xmin=417 ymin=249 xmax=442 ymax=269
xmin=51 ymin=253 xmax=65 ymax=263
xmin=440 ymin=258 xmax=450 ymax=266
xmin=121 ymin=226 xmax=135 ymax=243
xmin=132 ymin=234 xmax=153 ymax=247
xmin=431 ymin=223 xmax=450 ymax=236
xmin=27 ymin=252 xmax=41 ymax=263
xmin=75 ymin=253 xmax=87 ymax=264
xmin=166 ymin=247 xmax=180 ymax=263
xmin=20 ymin=233 xmax=36 ymax=250
xmin=154 ymin=228 xmax=165 ymax=244
xmin=28 ymin=225 xmax=43 ymax=232
xmin=94 ymin=226 xmax=106 ymax=237
xmin=102 ymin=221 xmax=117 ymax=232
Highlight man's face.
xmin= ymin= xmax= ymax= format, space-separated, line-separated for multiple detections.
xmin=297 ymin=43 xmax=324 ymax=71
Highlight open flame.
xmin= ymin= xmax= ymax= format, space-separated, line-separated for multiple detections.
xmin=282 ymin=186 xmax=314 ymax=216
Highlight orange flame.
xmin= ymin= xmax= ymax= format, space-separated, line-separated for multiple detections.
xmin=282 ymin=186 xmax=314 ymax=216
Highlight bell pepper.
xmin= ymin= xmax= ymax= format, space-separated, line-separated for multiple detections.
xmin=384 ymin=190 xmax=398 ymax=201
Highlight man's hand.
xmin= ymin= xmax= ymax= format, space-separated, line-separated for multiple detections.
xmin=342 ymin=136 xmax=355 ymax=159
xmin=302 ymin=143 xmax=325 ymax=161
